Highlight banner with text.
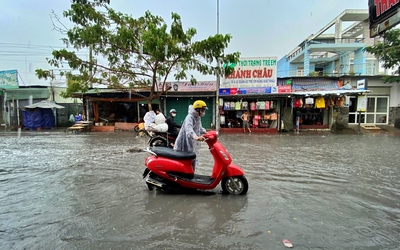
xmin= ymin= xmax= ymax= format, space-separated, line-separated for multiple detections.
xmin=0 ymin=69 xmax=19 ymax=89
xmin=222 ymin=57 xmax=277 ymax=88
xmin=219 ymin=86 xmax=291 ymax=96
xmin=157 ymin=81 xmax=216 ymax=92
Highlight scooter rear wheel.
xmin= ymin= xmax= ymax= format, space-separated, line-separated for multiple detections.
xmin=221 ymin=176 xmax=248 ymax=195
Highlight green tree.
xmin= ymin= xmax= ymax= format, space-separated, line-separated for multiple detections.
xmin=365 ymin=28 xmax=400 ymax=83
xmin=36 ymin=0 xmax=240 ymax=110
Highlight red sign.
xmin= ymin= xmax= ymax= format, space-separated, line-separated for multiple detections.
xmin=369 ymin=0 xmax=400 ymax=28
xmin=278 ymin=86 xmax=291 ymax=93
xmin=230 ymin=88 xmax=238 ymax=95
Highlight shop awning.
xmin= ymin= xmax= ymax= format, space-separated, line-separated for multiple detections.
xmin=291 ymin=89 xmax=371 ymax=96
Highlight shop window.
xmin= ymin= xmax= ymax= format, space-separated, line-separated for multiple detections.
xmin=367 ymin=97 xmax=375 ymax=112
xmin=366 ymin=114 xmax=375 ymax=123
xmin=297 ymin=68 xmax=304 ymax=76
xmin=349 ymin=114 xmax=356 ymax=123
xmin=377 ymin=114 xmax=387 ymax=123
xmin=376 ymin=98 xmax=388 ymax=113
xmin=348 ymin=96 xmax=389 ymax=124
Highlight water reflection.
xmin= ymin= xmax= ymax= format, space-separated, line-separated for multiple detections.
xmin=141 ymin=192 xmax=248 ymax=249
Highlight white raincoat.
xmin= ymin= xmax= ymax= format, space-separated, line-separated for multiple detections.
xmin=143 ymin=111 xmax=156 ymax=130
xmin=173 ymin=105 xmax=206 ymax=170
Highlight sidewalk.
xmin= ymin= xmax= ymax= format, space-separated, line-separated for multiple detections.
xmin=347 ymin=124 xmax=400 ymax=135
xmin=2 ymin=125 xmax=400 ymax=135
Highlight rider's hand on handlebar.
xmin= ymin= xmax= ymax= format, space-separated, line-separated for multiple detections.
xmin=195 ymin=136 xmax=205 ymax=141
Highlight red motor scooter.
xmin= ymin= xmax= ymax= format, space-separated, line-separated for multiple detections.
xmin=142 ymin=130 xmax=248 ymax=195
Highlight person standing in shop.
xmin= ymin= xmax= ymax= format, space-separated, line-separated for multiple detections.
xmin=241 ymin=111 xmax=252 ymax=133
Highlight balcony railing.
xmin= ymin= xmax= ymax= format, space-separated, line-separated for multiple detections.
xmin=286 ymin=38 xmax=365 ymax=61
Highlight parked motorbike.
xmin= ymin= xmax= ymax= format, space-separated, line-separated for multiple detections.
xmin=142 ymin=130 xmax=249 ymax=195
xmin=148 ymin=131 xmax=177 ymax=148
xmin=134 ymin=119 xmax=146 ymax=137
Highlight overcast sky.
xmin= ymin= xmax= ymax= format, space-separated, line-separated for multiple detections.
xmin=0 ymin=0 xmax=367 ymax=86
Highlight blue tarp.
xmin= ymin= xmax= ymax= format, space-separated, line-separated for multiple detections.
xmin=22 ymin=109 xmax=55 ymax=130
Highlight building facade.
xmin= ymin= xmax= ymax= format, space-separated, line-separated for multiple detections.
xmin=277 ymin=9 xmax=400 ymax=127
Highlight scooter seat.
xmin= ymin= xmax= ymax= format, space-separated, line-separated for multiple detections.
xmin=151 ymin=147 xmax=196 ymax=160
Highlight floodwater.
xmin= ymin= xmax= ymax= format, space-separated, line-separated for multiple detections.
xmin=0 ymin=130 xmax=399 ymax=250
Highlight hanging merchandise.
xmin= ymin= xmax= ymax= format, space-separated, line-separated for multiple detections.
xmin=230 ymin=101 xmax=236 ymax=110
xmin=224 ymin=101 xmax=230 ymax=110
xmin=305 ymin=97 xmax=314 ymax=105
xmin=303 ymin=97 xmax=313 ymax=108
xmin=253 ymin=114 xmax=261 ymax=128
xmin=256 ymin=101 xmax=262 ymax=110
xmin=315 ymin=97 xmax=326 ymax=108
xmin=250 ymin=102 xmax=256 ymax=110
xmin=294 ymin=98 xmax=303 ymax=108
xmin=242 ymin=101 xmax=248 ymax=110
xmin=265 ymin=101 xmax=270 ymax=110
xmin=259 ymin=101 xmax=265 ymax=110
xmin=235 ymin=101 xmax=241 ymax=110
xmin=237 ymin=110 xmax=243 ymax=118
xmin=219 ymin=98 xmax=224 ymax=107
xmin=220 ymin=115 xmax=226 ymax=125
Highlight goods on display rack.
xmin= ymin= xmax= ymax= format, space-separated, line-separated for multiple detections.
xmin=220 ymin=99 xmax=278 ymax=129
xmin=292 ymin=95 xmax=346 ymax=127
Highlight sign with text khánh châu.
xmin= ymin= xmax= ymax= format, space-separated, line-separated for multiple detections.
xmin=221 ymin=57 xmax=277 ymax=88
xmin=0 ymin=70 xmax=19 ymax=89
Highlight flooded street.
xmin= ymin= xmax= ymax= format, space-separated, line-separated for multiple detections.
xmin=0 ymin=131 xmax=399 ymax=249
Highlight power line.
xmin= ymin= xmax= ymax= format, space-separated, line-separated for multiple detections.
xmin=0 ymin=42 xmax=65 ymax=49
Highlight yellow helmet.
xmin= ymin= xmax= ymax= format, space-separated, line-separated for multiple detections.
xmin=193 ymin=100 xmax=208 ymax=110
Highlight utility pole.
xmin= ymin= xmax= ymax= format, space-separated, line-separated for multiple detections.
xmin=50 ymin=69 xmax=57 ymax=126
xmin=89 ymin=45 xmax=93 ymax=88
xmin=86 ymin=45 xmax=93 ymax=121
xmin=215 ymin=0 xmax=221 ymax=131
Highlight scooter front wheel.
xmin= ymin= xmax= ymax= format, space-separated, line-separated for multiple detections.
xmin=221 ymin=176 xmax=248 ymax=195
xmin=149 ymin=136 xmax=168 ymax=147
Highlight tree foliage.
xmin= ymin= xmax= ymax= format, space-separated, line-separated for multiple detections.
xmin=36 ymin=0 xmax=240 ymax=109
xmin=365 ymin=28 xmax=400 ymax=83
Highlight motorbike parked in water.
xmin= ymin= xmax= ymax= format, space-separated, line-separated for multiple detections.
xmin=134 ymin=119 xmax=146 ymax=137
xmin=147 ymin=131 xmax=177 ymax=148
xmin=142 ymin=130 xmax=249 ymax=195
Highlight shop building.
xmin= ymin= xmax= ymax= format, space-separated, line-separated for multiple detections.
xmin=278 ymin=77 xmax=370 ymax=132
xmin=1 ymin=70 xmax=51 ymax=129
xmin=159 ymin=81 xmax=216 ymax=129
xmin=218 ymin=57 xmax=281 ymax=133
xmin=277 ymin=9 xmax=400 ymax=127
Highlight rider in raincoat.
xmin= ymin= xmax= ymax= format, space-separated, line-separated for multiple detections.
xmin=173 ymin=100 xmax=207 ymax=171
xmin=143 ymin=110 xmax=156 ymax=130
